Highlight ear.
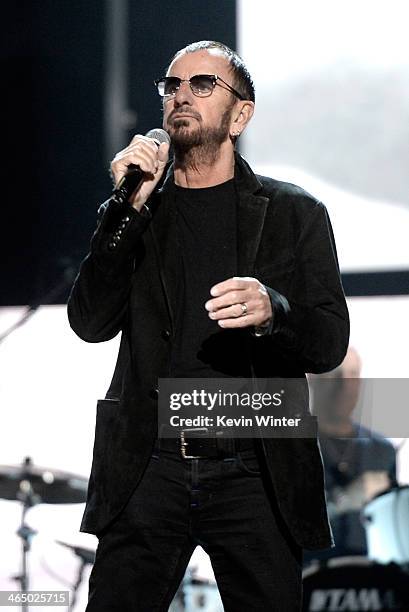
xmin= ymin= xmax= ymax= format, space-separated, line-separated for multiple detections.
xmin=229 ymin=100 xmax=255 ymax=138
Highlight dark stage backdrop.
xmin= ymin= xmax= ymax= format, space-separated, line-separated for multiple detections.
xmin=2 ymin=0 xmax=236 ymax=306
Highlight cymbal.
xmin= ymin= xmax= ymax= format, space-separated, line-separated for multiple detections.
xmin=56 ymin=539 xmax=96 ymax=564
xmin=0 ymin=463 xmax=88 ymax=504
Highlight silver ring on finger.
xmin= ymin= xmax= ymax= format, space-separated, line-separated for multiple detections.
xmin=240 ymin=302 xmax=248 ymax=317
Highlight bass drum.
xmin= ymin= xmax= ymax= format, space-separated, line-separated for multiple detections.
xmin=183 ymin=580 xmax=223 ymax=612
xmin=169 ymin=547 xmax=223 ymax=612
xmin=363 ymin=485 xmax=409 ymax=564
xmin=302 ymin=556 xmax=409 ymax=611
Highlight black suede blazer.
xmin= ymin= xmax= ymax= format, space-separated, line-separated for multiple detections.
xmin=67 ymin=153 xmax=349 ymax=550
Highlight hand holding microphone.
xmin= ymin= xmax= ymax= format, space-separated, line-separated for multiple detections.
xmin=110 ymin=129 xmax=170 ymax=211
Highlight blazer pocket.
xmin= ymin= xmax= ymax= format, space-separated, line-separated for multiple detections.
xmin=90 ymin=399 xmax=120 ymax=474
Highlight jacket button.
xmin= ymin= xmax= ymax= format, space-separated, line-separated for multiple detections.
xmin=161 ymin=329 xmax=171 ymax=340
xmin=149 ymin=388 xmax=159 ymax=400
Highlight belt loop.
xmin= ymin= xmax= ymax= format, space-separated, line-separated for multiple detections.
xmin=155 ymin=423 xmax=171 ymax=453
xmin=216 ymin=434 xmax=235 ymax=456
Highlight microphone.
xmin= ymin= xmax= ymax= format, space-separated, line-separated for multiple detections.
xmin=110 ymin=128 xmax=171 ymax=206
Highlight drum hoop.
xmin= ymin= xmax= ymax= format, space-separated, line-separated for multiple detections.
xmin=302 ymin=555 xmax=375 ymax=579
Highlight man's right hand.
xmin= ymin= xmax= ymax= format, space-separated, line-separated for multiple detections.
xmin=110 ymin=135 xmax=170 ymax=211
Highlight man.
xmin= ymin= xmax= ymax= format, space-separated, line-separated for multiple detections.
xmin=306 ymin=347 xmax=397 ymax=563
xmin=68 ymin=41 xmax=349 ymax=611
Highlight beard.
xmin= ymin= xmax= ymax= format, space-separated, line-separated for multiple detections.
xmin=166 ymin=104 xmax=233 ymax=169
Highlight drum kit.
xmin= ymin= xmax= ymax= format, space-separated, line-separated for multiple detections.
xmin=1 ymin=456 xmax=222 ymax=612
xmin=0 ymin=456 xmax=92 ymax=611
xmin=303 ymin=486 xmax=409 ymax=611
xmin=2 ymin=456 xmax=408 ymax=612
xmin=170 ymin=547 xmax=223 ymax=612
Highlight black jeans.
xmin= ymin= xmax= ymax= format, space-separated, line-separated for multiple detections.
xmin=86 ymin=442 xmax=302 ymax=611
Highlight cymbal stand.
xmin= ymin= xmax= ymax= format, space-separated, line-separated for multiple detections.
xmin=65 ymin=546 xmax=95 ymax=611
xmin=12 ymin=457 xmax=39 ymax=612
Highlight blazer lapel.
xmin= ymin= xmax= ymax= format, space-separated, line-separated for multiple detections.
xmin=235 ymin=155 xmax=269 ymax=277
xmin=148 ymin=169 xmax=181 ymax=333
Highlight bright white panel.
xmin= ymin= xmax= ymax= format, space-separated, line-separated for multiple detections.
xmin=238 ymin=0 xmax=409 ymax=273
xmin=0 ymin=306 xmax=120 ymax=474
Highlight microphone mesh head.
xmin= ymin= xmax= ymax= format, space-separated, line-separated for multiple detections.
xmin=145 ymin=128 xmax=171 ymax=145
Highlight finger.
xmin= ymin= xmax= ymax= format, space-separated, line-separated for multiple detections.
xmin=114 ymin=136 xmax=160 ymax=162
xmin=205 ymin=290 xmax=252 ymax=313
xmin=129 ymin=134 xmax=161 ymax=150
xmin=111 ymin=160 xmax=153 ymax=188
xmin=126 ymin=148 xmax=158 ymax=174
xmin=112 ymin=146 xmax=159 ymax=179
xmin=114 ymin=138 xmax=158 ymax=165
xmin=208 ymin=301 xmax=255 ymax=321
xmin=129 ymin=140 xmax=169 ymax=173
xmin=210 ymin=277 xmax=249 ymax=297
xmin=115 ymin=141 xmax=159 ymax=165
xmin=157 ymin=141 xmax=170 ymax=164
xmin=217 ymin=314 xmax=254 ymax=329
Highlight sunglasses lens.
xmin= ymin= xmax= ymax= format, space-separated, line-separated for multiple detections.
xmin=156 ymin=75 xmax=216 ymax=97
xmin=158 ymin=77 xmax=181 ymax=96
xmin=190 ymin=75 xmax=214 ymax=96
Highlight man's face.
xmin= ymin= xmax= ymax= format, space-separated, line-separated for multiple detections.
xmin=162 ymin=49 xmax=238 ymax=150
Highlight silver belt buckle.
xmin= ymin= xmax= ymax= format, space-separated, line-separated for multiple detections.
xmin=180 ymin=427 xmax=209 ymax=459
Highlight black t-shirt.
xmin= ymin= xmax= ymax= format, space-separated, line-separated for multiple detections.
xmin=170 ymin=178 xmax=238 ymax=377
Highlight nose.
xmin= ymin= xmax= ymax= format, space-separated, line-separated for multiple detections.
xmin=173 ymin=80 xmax=194 ymax=106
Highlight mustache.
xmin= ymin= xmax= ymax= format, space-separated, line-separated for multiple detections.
xmin=167 ymin=107 xmax=202 ymax=122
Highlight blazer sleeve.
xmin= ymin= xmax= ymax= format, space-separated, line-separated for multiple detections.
xmin=264 ymin=201 xmax=349 ymax=374
xmin=67 ymin=199 xmax=151 ymax=343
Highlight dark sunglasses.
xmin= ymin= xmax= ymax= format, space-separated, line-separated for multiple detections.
xmin=154 ymin=74 xmax=245 ymax=100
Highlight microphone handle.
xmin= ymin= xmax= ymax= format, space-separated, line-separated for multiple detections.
xmin=110 ymin=164 xmax=144 ymax=206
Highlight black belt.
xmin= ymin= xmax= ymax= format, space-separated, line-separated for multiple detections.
xmin=156 ymin=428 xmax=255 ymax=459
